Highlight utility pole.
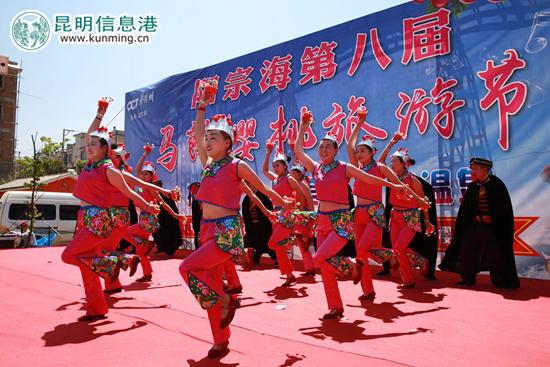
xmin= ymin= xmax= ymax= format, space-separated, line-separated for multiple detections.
xmin=61 ymin=128 xmax=75 ymax=168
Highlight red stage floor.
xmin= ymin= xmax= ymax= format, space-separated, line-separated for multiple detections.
xmin=1 ymin=247 xmax=549 ymax=367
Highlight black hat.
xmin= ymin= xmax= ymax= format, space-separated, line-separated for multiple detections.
xmin=469 ymin=157 xmax=493 ymax=169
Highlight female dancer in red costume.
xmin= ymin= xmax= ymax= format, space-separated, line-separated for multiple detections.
xmin=102 ymin=143 xmax=178 ymax=293
xmin=123 ymin=148 xmax=186 ymax=282
xmin=61 ymin=102 xmax=159 ymax=321
xmin=289 ymin=160 xmax=317 ymax=277
xmin=179 ymin=91 xmax=291 ymax=358
xmin=379 ymin=135 xmax=435 ymax=289
xmin=263 ymin=145 xmax=306 ymax=286
xmin=348 ymin=109 xmax=428 ymax=299
xmin=294 ymin=110 xmax=407 ymax=319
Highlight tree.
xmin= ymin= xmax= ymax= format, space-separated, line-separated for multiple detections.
xmin=15 ymin=136 xmax=68 ymax=179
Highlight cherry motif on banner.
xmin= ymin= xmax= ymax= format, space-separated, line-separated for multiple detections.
xmin=402 ymin=8 xmax=451 ymax=65
xmin=259 ymin=55 xmax=293 ymax=93
xmin=477 ymin=49 xmax=527 ymax=151
xmin=223 ymin=66 xmax=254 ymax=101
xmin=233 ymin=118 xmax=260 ymax=161
xmin=299 ymin=41 xmax=338 ymax=85
xmin=157 ymin=125 xmax=178 ymax=172
xmin=191 ymin=76 xmax=220 ymax=109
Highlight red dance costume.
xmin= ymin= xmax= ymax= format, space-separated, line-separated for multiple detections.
xmin=62 ymin=159 xmax=121 ymax=316
xmin=123 ymin=188 xmax=159 ymax=277
xmin=313 ymin=161 xmax=358 ymax=311
xmin=352 ymin=161 xmax=395 ymax=294
xmin=267 ymin=174 xmax=299 ymax=276
xmin=389 ymin=172 xmax=426 ymax=284
xmin=179 ymin=157 xmax=245 ymax=345
xmin=101 ymin=166 xmax=132 ymax=291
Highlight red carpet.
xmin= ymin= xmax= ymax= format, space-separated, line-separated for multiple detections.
xmin=1 ymin=247 xmax=549 ymax=367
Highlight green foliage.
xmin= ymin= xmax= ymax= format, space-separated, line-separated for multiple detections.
xmin=450 ymin=0 xmax=468 ymax=19
xmin=15 ymin=136 xmax=69 ymax=179
xmin=426 ymin=0 xmax=469 ymax=18
xmin=75 ymin=159 xmax=87 ymax=173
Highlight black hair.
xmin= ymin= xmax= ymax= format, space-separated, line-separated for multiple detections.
xmin=395 ymin=156 xmax=416 ymax=166
xmin=220 ymin=131 xmax=234 ymax=151
xmin=274 ymin=155 xmax=291 ymax=167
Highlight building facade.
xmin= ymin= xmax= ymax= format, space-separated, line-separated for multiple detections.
xmin=0 ymin=57 xmax=22 ymax=181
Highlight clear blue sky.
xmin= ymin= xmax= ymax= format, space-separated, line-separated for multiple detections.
xmin=2 ymin=0 xmax=409 ymax=157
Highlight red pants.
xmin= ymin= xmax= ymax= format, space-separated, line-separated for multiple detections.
xmin=124 ymin=224 xmax=153 ymax=276
xmin=267 ymin=223 xmax=295 ymax=276
xmin=299 ymin=245 xmax=315 ymax=270
xmin=313 ymin=214 xmax=350 ymax=310
xmin=61 ymin=226 xmax=108 ymax=316
xmin=295 ymin=225 xmax=316 ymax=270
xmin=355 ymin=207 xmax=387 ymax=293
xmin=179 ymin=220 xmax=232 ymax=345
xmin=390 ymin=210 xmax=419 ymax=284
xmin=101 ymin=225 xmax=129 ymax=290
xmin=223 ymin=260 xmax=241 ymax=288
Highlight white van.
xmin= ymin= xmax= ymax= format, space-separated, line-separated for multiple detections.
xmin=0 ymin=191 xmax=80 ymax=246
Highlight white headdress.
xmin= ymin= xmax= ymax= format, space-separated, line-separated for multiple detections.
xmin=89 ymin=126 xmax=112 ymax=153
xmin=322 ymin=130 xmax=339 ymax=144
xmin=272 ymin=152 xmax=288 ymax=164
xmin=113 ymin=143 xmax=130 ymax=165
xmin=357 ymin=135 xmax=376 ymax=151
xmin=291 ymin=160 xmax=306 ymax=175
xmin=391 ymin=148 xmax=410 ymax=167
xmin=206 ymin=114 xmax=235 ymax=143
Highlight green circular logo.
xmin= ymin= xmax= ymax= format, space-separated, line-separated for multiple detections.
xmin=11 ymin=11 xmax=51 ymax=52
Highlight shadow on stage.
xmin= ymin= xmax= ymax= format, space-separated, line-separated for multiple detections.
xmin=348 ymin=301 xmax=449 ymax=324
xmin=299 ymin=318 xmax=434 ymax=343
xmin=41 ymin=320 xmax=147 ymax=347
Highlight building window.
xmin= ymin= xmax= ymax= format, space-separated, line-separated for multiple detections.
xmin=0 ymin=75 xmax=3 ymax=88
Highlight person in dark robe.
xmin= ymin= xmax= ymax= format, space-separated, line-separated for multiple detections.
xmin=376 ymin=175 xmax=438 ymax=282
xmin=188 ymin=182 xmax=202 ymax=250
xmin=242 ymin=183 xmax=276 ymax=264
xmin=439 ymin=158 xmax=519 ymax=290
xmin=152 ymin=180 xmax=183 ymax=256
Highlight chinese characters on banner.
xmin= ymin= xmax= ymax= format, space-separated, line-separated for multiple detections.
xmin=159 ymin=8 xmax=527 ymax=207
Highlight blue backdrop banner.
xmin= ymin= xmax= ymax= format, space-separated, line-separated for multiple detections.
xmin=125 ymin=0 xmax=550 ymax=280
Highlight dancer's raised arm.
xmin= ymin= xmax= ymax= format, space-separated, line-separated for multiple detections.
xmin=262 ymin=142 xmax=277 ymax=181
xmin=295 ymin=111 xmax=317 ymax=174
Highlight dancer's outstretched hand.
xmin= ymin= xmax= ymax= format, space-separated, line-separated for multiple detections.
xmin=425 ymin=222 xmax=436 ymax=237
xmin=146 ymin=201 xmax=161 ymax=215
xmin=143 ymin=143 xmax=154 ymax=156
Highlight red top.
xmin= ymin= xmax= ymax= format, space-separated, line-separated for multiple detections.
xmin=137 ymin=187 xmax=154 ymax=204
xmin=111 ymin=166 xmax=130 ymax=207
xmin=195 ymin=157 xmax=242 ymax=210
xmin=352 ymin=161 xmax=383 ymax=202
xmin=272 ymin=174 xmax=294 ymax=206
xmin=389 ymin=172 xmax=417 ymax=209
xmin=313 ymin=161 xmax=349 ymax=205
xmin=73 ymin=159 xmax=116 ymax=208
